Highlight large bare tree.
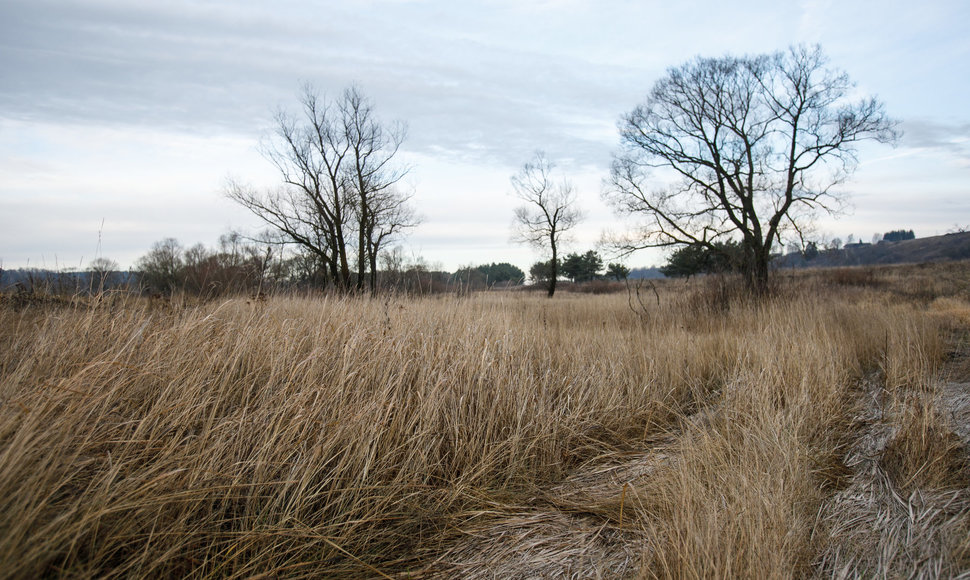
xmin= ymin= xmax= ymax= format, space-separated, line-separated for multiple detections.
xmin=605 ymin=45 xmax=899 ymax=294
xmin=227 ymin=84 xmax=415 ymax=293
xmin=510 ymin=151 xmax=582 ymax=297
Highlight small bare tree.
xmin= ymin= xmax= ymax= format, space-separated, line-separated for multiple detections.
xmin=605 ymin=45 xmax=899 ymax=295
xmin=135 ymin=238 xmax=184 ymax=294
xmin=87 ymin=257 xmax=119 ymax=293
xmin=510 ymin=151 xmax=582 ymax=297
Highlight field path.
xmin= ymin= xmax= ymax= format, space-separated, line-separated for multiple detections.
xmin=812 ymin=374 xmax=970 ymax=578
xmin=424 ymin=376 xmax=970 ymax=579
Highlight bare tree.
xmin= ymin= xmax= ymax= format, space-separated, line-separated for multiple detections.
xmin=87 ymin=257 xmax=119 ymax=292
xmin=605 ymin=45 xmax=899 ymax=294
xmin=363 ymin=186 xmax=418 ymax=291
xmin=227 ymin=84 xmax=416 ymax=293
xmin=135 ymin=238 xmax=184 ymax=294
xmin=339 ymin=88 xmax=416 ymax=292
xmin=510 ymin=151 xmax=582 ymax=297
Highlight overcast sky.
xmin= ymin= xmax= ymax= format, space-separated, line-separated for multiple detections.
xmin=1 ymin=0 xmax=968 ymax=273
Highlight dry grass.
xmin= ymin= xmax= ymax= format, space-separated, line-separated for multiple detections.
xmin=1 ymin=264 xmax=969 ymax=578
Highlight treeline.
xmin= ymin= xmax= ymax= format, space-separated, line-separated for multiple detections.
xmin=132 ymin=236 xmax=532 ymax=296
xmin=0 ymin=235 xmax=538 ymax=299
xmin=1 ymin=239 xmax=644 ymax=300
xmin=882 ymin=229 xmax=915 ymax=242
xmin=529 ymin=250 xmax=630 ymax=285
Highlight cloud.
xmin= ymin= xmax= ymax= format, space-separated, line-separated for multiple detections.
xmin=3 ymin=0 xmax=969 ymax=271
xmin=901 ymin=119 xmax=970 ymax=167
xmin=0 ymin=0 xmax=821 ymax=171
xmin=1 ymin=0 xmax=641 ymax=170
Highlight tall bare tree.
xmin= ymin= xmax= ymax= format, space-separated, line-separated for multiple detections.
xmin=605 ymin=45 xmax=899 ymax=294
xmin=510 ymin=151 xmax=582 ymax=297
xmin=227 ymin=84 xmax=415 ymax=293
xmin=340 ymin=88 xmax=415 ymax=292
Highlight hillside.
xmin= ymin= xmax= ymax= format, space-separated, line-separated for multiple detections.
xmin=778 ymin=231 xmax=970 ymax=269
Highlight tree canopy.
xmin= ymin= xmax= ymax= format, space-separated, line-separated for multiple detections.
xmin=605 ymin=263 xmax=630 ymax=281
xmin=883 ymin=229 xmax=915 ymax=242
xmin=529 ymin=259 xmax=558 ymax=285
xmin=605 ymin=44 xmax=899 ymax=294
xmin=453 ymin=262 xmax=525 ymax=288
xmin=477 ymin=262 xmax=525 ymax=284
xmin=561 ymin=250 xmax=604 ymax=283
xmin=660 ymin=241 xmax=742 ymax=278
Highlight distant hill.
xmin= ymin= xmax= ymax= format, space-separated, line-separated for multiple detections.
xmin=628 ymin=266 xmax=666 ymax=279
xmin=776 ymin=231 xmax=970 ymax=269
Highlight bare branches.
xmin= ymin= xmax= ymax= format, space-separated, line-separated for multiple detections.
xmin=510 ymin=151 xmax=582 ymax=297
xmin=227 ymin=84 xmax=416 ymax=293
xmin=605 ymin=44 xmax=899 ymax=293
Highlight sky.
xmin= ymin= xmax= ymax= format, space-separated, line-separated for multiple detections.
xmin=1 ymin=0 xmax=968 ymax=274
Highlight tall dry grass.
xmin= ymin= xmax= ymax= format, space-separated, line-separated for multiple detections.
xmin=0 ymin=264 xmax=968 ymax=578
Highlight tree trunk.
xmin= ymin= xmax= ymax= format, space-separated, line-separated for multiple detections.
xmin=548 ymin=244 xmax=557 ymax=298
xmin=368 ymin=250 xmax=378 ymax=294
xmin=749 ymin=251 xmax=770 ymax=296
xmin=333 ymin=227 xmax=351 ymax=291
xmin=356 ymin=211 xmax=367 ymax=293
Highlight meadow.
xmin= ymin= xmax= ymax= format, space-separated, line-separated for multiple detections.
xmin=1 ymin=264 xmax=969 ymax=578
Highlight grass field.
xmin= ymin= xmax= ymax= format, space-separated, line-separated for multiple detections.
xmin=1 ymin=264 xmax=969 ymax=578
